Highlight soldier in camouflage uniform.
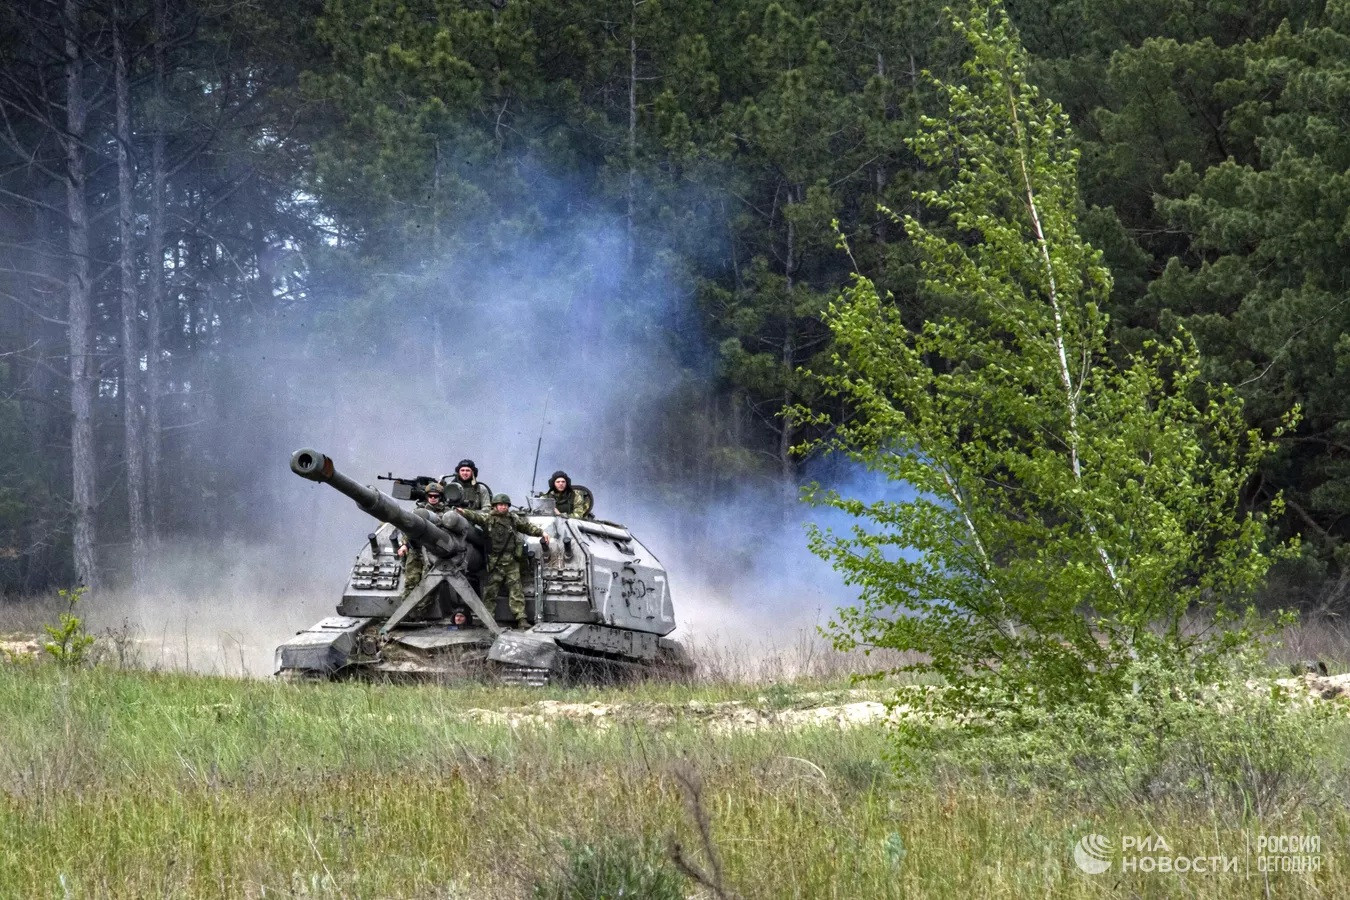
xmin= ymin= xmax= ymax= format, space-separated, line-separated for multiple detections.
xmin=397 ymin=482 xmax=449 ymax=597
xmin=545 ymin=470 xmax=592 ymax=518
xmin=445 ymin=459 xmax=493 ymax=511
xmin=455 ymin=494 xmax=550 ymax=629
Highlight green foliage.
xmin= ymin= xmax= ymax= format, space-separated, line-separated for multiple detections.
xmin=42 ymin=586 xmax=95 ymax=667
xmin=800 ymin=2 xmax=1294 ymax=715
xmin=688 ymin=0 xmax=965 ymax=481
xmin=534 ymin=837 xmax=685 ymax=900
xmin=1011 ymin=1 xmax=1350 ymax=601
xmin=910 ymin=655 xmax=1350 ymax=819
xmin=1147 ymin=7 xmax=1350 ymax=591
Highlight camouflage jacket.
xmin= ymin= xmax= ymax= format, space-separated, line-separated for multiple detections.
xmin=452 ymin=479 xmax=493 ymax=511
xmin=456 ymin=508 xmax=544 ymax=561
xmin=546 ymin=487 xmax=591 ymax=518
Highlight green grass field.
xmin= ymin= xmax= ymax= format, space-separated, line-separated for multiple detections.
xmin=0 ymin=658 xmax=1345 ymax=899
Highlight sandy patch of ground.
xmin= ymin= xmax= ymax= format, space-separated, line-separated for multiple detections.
xmin=1275 ymin=672 xmax=1350 ymax=702
xmin=461 ymin=689 xmax=910 ymax=732
xmin=0 ymin=637 xmax=40 ymax=660
xmin=462 ymin=674 xmax=1350 ymax=733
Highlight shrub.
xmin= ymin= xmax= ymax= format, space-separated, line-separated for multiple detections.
xmin=907 ymin=657 xmax=1350 ymax=819
xmin=42 ymin=586 xmax=95 ymax=667
xmin=533 ymin=837 xmax=684 ymax=900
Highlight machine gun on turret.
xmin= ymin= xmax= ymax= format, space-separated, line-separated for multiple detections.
xmin=375 ymin=471 xmax=448 ymax=505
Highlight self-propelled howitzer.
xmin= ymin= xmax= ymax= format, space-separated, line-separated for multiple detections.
xmin=277 ymin=448 xmax=693 ymax=684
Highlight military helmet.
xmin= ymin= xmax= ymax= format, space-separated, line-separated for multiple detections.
xmin=424 ymin=481 xmax=446 ymax=499
xmin=491 ymin=493 xmax=511 ymax=506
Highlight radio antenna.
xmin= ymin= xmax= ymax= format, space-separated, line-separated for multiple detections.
xmin=529 ymin=391 xmax=551 ymax=505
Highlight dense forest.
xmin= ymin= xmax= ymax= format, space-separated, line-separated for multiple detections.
xmin=1 ymin=0 xmax=1347 ymax=610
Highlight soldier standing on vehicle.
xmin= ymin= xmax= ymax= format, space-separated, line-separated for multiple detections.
xmin=456 ymin=494 xmax=549 ymax=629
xmin=446 ymin=459 xmax=492 ymax=511
xmin=397 ymin=481 xmax=450 ymax=596
xmin=544 ymin=470 xmax=592 ymax=518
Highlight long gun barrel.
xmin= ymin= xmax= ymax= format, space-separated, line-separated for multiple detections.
xmin=291 ymin=448 xmax=465 ymax=559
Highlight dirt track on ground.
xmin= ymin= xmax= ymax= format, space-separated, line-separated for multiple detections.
xmin=460 ymin=689 xmax=904 ymax=732
xmin=457 ymin=673 xmax=1350 ymax=732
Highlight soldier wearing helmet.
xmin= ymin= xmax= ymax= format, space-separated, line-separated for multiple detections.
xmin=455 ymin=494 xmax=550 ymax=630
xmin=421 ymin=481 xmax=450 ymax=514
xmin=397 ymin=481 xmax=449 ymax=596
xmin=445 ymin=458 xmax=492 ymax=511
xmin=544 ymin=470 xmax=592 ymax=518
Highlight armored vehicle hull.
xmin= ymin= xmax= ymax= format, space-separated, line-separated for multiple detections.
xmin=277 ymin=450 xmax=692 ymax=684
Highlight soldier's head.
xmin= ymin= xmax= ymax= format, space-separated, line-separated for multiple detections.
xmin=424 ymin=482 xmax=447 ymax=507
xmin=455 ymin=459 xmax=477 ymax=483
xmin=451 ymin=608 xmax=468 ymax=626
xmin=550 ymin=470 xmax=570 ymax=493
xmin=492 ymin=493 xmax=511 ymax=513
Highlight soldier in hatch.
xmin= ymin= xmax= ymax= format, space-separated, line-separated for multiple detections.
xmin=445 ymin=459 xmax=492 ymax=511
xmin=397 ymin=481 xmax=449 ymax=596
xmin=544 ymin=470 xmax=592 ymax=518
xmin=455 ymin=494 xmax=550 ymax=630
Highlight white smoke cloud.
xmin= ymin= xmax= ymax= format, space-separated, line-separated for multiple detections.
xmin=87 ymin=199 xmax=910 ymax=676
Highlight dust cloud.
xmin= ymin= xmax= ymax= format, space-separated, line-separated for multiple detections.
xmin=87 ymin=215 xmax=898 ymax=677
xmin=84 ymin=545 xmax=325 ymax=677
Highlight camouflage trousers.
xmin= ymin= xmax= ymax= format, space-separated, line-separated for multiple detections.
xmin=484 ymin=559 xmax=527 ymax=624
xmin=401 ymin=546 xmax=427 ymax=598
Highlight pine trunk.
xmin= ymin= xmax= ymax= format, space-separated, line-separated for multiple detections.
xmin=64 ymin=0 xmax=98 ymax=590
xmin=779 ymin=188 xmax=798 ymax=507
xmin=115 ymin=0 xmax=150 ymax=586
xmin=145 ymin=0 xmax=167 ymax=540
xmin=626 ymin=2 xmax=637 ymax=270
xmin=875 ymin=52 xmax=887 ymax=242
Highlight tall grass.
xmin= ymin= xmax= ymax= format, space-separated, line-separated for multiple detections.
xmin=1272 ymin=617 xmax=1350 ymax=673
xmin=0 ymin=663 xmax=1346 ymax=898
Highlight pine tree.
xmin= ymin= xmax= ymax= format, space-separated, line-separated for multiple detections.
xmin=1148 ymin=6 xmax=1350 ymax=605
